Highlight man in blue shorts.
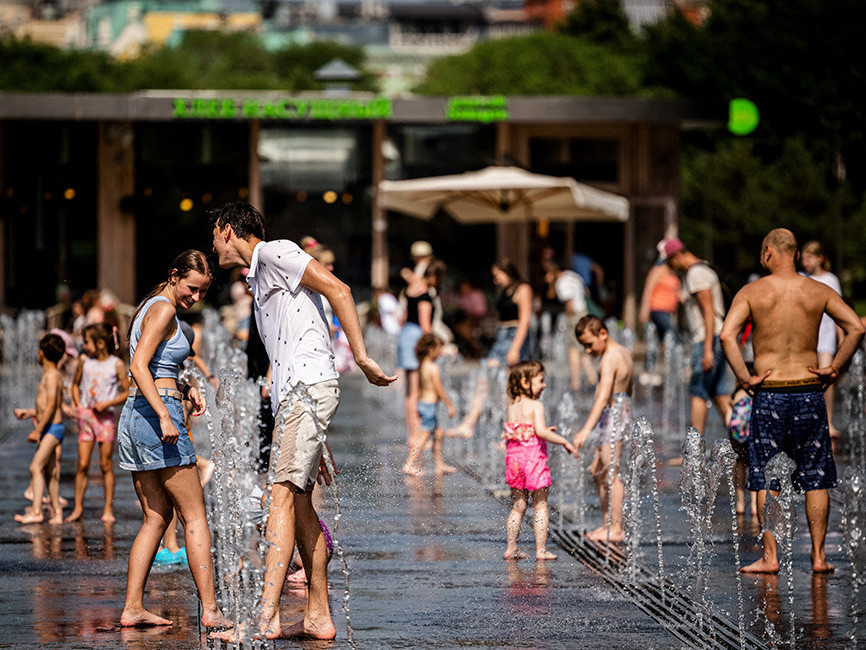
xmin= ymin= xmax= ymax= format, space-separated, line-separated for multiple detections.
xmin=664 ymin=238 xmax=731 ymax=451
xmin=721 ymin=228 xmax=864 ymax=573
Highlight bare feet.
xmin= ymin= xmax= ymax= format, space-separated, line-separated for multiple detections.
xmin=586 ymin=526 xmax=625 ymax=542
xmin=101 ymin=511 xmax=116 ymax=523
xmin=740 ymin=557 xmax=780 ymax=574
xmin=120 ymin=608 xmax=172 ymax=627
xmin=210 ymin=614 xmax=279 ymax=642
xmin=14 ymin=511 xmax=44 ymax=524
xmin=402 ymin=464 xmax=424 ymax=477
xmin=812 ymin=555 xmax=835 ymax=573
xmin=280 ymin=618 xmax=337 ymax=640
xmin=48 ymin=511 xmax=63 ymax=524
xmin=435 ymin=464 xmax=457 ymax=475
xmin=200 ymin=607 xmax=233 ymax=629
xmin=65 ymin=509 xmax=84 ymax=523
xmin=536 ymin=550 xmax=558 ymax=560
xmin=667 ymin=456 xmax=684 ymax=467
xmin=24 ymin=487 xmax=33 ymax=501
xmin=503 ymin=549 xmax=529 ymax=560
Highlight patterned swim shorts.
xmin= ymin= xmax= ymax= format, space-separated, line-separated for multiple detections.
xmin=78 ymin=407 xmax=116 ymax=443
xmin=748 ymin=380 xmax=836 ymax=492
xmin=594 ymin=393 xmax=633 ymax=447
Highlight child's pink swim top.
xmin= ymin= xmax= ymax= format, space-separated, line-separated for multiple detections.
xmin=502 ymin=422 xmax=536 ymax=442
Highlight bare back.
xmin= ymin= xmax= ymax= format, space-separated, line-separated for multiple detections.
xmin=35 ymin=368 xmax=64 ymax=426
xmin=417 ymin=358 xmax=441 ymax=403
xmin=601 ymin=340 xmax=634 ymax=400
xmin=741 ymin=274 xmax=836 ymax=379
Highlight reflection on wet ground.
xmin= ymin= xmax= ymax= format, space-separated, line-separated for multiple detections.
xmin=0 ymin=372 xmax=864 ymax=647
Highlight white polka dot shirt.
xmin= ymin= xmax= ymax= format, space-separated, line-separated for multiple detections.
xmin=246 ymin=240 xmax=338 ymax=413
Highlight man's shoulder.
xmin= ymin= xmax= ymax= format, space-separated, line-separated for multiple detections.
xmin=257 ymin=239 xmax=304 ymax=262
xmin=686 ymin=261 xmax=717 ymax=281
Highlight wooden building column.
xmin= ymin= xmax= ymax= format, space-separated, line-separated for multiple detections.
xmin=0 ymin=122 xmax=6 ymax=313
xmin=97 ymin=122 xmax=136 ymax=304
xmin=495 ymin=122 xmax=530 ymax=279
xmin=371 ymin=120 xmax=388 ymax=289
xmin=248 ymin=120 xmax=262 ymax=210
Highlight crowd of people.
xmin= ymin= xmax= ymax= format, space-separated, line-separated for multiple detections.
xmin=7 ymin=212 xmax=863 ymax=639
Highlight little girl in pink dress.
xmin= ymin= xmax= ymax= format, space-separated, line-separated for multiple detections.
xmin=503 ymin=361 xmax=576 ymax=560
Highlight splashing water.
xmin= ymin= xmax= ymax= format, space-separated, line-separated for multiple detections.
xmin=0 ymin=311 xmax=45 ymax=441
xmin=841 ymin=466 xmax=866 ymax=646
xmin=623 ymin=417 xmax=665 ymax=598
xmin=680 ymin=429 xmax=741 ymax=642
xmin=760 ymin=452 xmax=799 ymax=646
xmin=192 ymin=309 xmax=355 ymax=646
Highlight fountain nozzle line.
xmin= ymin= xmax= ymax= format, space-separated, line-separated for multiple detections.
xmin=447 ymin=456 xmax=768 ymax=650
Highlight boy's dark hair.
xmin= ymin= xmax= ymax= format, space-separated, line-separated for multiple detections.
xmin=575 ymin=315 xmax=605 ymax=338
xmin=208 ymin=202 xmax=265 ymax=241
xmin=39 ymin=333 xmax=66 ymax=363
xmin=507 ymin=360 xmax=544 ymax=399
xmin=83 ymin=322 xmax=117 ymax=354
xmin=415 ymin=333 xmax=443 ymax=360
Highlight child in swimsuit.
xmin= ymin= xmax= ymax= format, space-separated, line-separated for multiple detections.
xmin=402 ymin=334 xmax=457 ymax=476
xmin=13 ymin=333 xmax=67 ymax=524
xmin=572 ymin=316 xmax=635 ymax=543
xmin=503 ymin=361 xmax=576 ymax=561
xmin=727 ymin=385 xmax=757 ymax=516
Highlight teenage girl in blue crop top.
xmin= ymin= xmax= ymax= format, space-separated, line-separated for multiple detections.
xmin=116 ymin=250 xmax=230 ymax=631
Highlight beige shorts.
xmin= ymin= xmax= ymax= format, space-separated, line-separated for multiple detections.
xmin=271 ymin=380 xmax=340 ymax=492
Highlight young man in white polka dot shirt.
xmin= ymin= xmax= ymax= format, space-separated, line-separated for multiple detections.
xmin=210 ymin=202 xmax=396 ymax=641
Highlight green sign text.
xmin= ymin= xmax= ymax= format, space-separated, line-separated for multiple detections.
xmin=173 ymin=97 xmax=393 ymax=121
xmin=447 ymin=96 xmax=508 ymax=123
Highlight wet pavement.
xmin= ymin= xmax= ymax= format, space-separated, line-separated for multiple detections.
xmin=1 ymin=373 xmax=670 ymax=649
xmin=1 ymin=369 xmax=865 ymax=648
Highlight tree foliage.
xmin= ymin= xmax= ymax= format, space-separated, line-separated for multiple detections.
xmin=416 ymin=32 xmax=646 ymax=96
xmin=557 ymin=0 xmax=637 ymax=50
xmin=644 ymin=0 xmax=866 ymax=293
xmin=0 ymin=32 xmax=377 ymax=92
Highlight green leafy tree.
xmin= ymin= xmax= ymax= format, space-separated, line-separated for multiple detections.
xmin=0 ymin=38 xmax=122 ymax=91
xmin=644 ymin=0 xmax=866 ymax=295
xmin=558 ymin=0 xmax=637 ymax=50
xmin=643 ymin=0 xmax=866 ymax=190
xmin=416 ymin=32 xmax=645 ymax=96
xmin=0 ymin=32 xmax=378 ymax=92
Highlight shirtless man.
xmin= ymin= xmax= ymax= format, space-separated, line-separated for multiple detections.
xmin=720 ymin=228 xmax=864 ymax=573
xmin=572 ymin=316 xmax=635 ymax=542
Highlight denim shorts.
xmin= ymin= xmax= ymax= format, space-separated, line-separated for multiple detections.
xmin=116 ymin=393 xmax=196 ymax=472
xmin=417 ymin=401 xmax=438 ymax=432
xmin=487 ymin=326 xmax=530 ymax=366
xmin=397 ymin=323 xmax=423 ymax=370
xmin=689 ymin=336 xmax=730 ymax=400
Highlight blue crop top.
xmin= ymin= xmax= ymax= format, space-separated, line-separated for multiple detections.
xmin=129 ymin=296 xmax=191 ymax=379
